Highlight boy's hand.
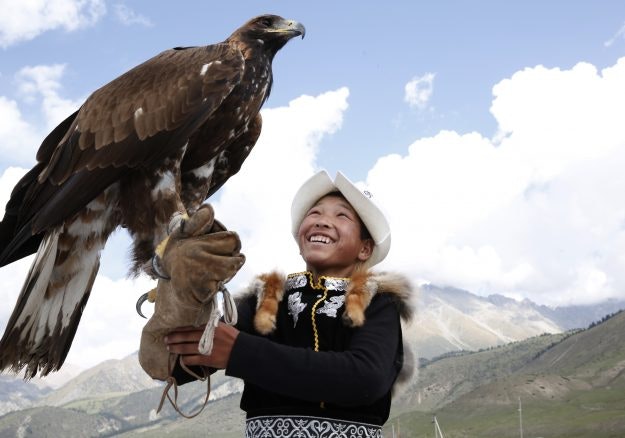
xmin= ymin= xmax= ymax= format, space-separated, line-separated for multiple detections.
xmin=166 ymin=322 xmax=239 ymax=369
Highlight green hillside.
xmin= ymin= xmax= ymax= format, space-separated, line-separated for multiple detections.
xmin=395 ymin=331 xmax=572 ymax=412
xmin=386 ymin=311 xmax=625 ymax=437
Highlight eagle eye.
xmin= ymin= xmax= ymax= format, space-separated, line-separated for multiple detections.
xmin=260 ymin=17 xmax=273 ymax=27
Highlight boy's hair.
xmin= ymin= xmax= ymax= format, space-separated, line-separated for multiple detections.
xmin=291 ymin=171 xmax=390 ymax=268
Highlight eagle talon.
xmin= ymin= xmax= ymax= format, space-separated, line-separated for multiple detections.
xmin=136 ymin=288 xmax=157 ymax=318
xmin=136 ymin=293 xmax=150 ymax=319
xmin=167 ymin=212 xmax=188 ymax=235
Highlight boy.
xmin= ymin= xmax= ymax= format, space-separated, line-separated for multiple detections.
xmin=165 ymin=170 xmax=413 ymax=436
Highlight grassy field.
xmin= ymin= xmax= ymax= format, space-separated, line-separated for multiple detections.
xmin=383 ymin=382 xmax=625 ymax=438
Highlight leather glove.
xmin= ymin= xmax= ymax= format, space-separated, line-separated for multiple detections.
xmin=153 ymin=204 xmax=245 ymax=304
xmin=138 ymin=204 xmax=245 ymax=384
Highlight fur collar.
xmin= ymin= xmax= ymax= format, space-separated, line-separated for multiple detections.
xmin=241 ymin=270 xmax=415 ymax=335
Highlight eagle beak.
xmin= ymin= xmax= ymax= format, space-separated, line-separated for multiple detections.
xmin=274 ymin=19 xmax=306 ymax=39
xmin=288 ymin=20 xmax=306 ymax=39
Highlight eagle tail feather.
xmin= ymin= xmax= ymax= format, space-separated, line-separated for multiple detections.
xmin=0 ymin=228 xmax=102 ymax=378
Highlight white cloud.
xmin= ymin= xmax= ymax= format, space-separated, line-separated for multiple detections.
xmin=113 ymin=4 xmax=153 ymax=27
xmin=0 ymin=0 xmax=106 ymax=48
xmin=604 ymin=21 xmax=625 ymax=47
xmin=369 ymin=57 xmax=625 ymax=306
xmin=0 ymin=167 xmax=28 ymax=214
xmin=404 ymin=73 xmax=435 ymax=109
xmin=0 ymin=64 xmax=83 ymax=167
xmin=66 ymin=274 xmax=155 ymax=368
xmin=16 ymin=64 xmax=83 ymax=130
xmin=0 ymin=97 xmax=41 ymax=165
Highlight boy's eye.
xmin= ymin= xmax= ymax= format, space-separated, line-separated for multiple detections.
xmin=337 ymin=212 xmax=354 ymax=221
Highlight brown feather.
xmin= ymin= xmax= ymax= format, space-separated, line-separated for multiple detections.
xmin=206 ymin=113 xmax=262 ymax=198
xmin=39 ymin=44 xmax=244 ymax=188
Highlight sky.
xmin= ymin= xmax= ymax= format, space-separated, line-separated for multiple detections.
xmin=1 ymin=0 xmax=625 ymax=371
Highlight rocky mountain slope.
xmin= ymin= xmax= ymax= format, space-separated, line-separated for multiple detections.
xmin=0 ymin=376 xmax=51 ymax=417
xmin=37 ymin=353 xmax=159 ymax=407
xmin=404 ymin=284 xmax=624 ymax=359
xmin=0 ymin=369 xmax=244 ymax=437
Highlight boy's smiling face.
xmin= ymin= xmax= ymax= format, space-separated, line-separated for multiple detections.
xmin=297 ymin=194 xmax=373 ymax=278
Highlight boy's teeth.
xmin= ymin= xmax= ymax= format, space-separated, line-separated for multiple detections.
xmin=310 ymin=235 xmax=331 ymax=244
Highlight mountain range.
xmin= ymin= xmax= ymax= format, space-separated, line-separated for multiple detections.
xmin=406 ymin=284 xmax=624 ymax=359
xmin=1 ymin=284 xmax=624 ymax=437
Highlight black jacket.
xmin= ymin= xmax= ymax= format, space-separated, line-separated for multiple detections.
xmin=224 ymin=271 xmax=413 ymax=425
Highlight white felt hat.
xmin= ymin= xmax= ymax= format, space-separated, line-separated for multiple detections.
xmin=291 ymin=170 xmax=391 ymax=268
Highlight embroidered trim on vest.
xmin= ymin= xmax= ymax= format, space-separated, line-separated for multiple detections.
xmin=324 ymin=276 xmax=350 ymax=292
xmin=310 ymin=286 xmax=328 ymax=353
xmin=316 ymin=295 xmax=345 ymax=318
xmin=287 ymin=291 xmax=307 ymax=327
xmin=284 ymin=273 xmax=307 ymax=290
xmin=284 ymin=271 xmax=350 ymax=292
xmin=245 ymin=415 xmax=382 ymax=438
xmin=283 ymin=272 xmax=352 ymax=352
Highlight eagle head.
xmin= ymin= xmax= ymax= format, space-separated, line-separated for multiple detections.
xmin=231 ymin=14 xmax=305 ymax=55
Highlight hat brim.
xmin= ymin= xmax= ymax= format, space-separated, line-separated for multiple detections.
xmin=291 ymin=170 xmax=390 ymax=268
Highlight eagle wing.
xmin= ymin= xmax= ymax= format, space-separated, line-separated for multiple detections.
xmin=206 ymin=113 xmax=262 ymax=199
xmin=43 ymin=44 xmax=245 ymax=182
xmin=2 ymin=44 xmax=245 ymax=265
xmin=186 ymin=112 xmax=263 ymax=206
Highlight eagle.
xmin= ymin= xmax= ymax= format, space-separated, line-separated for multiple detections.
xmin=0 ymin=14 xmax=305 ymax=378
